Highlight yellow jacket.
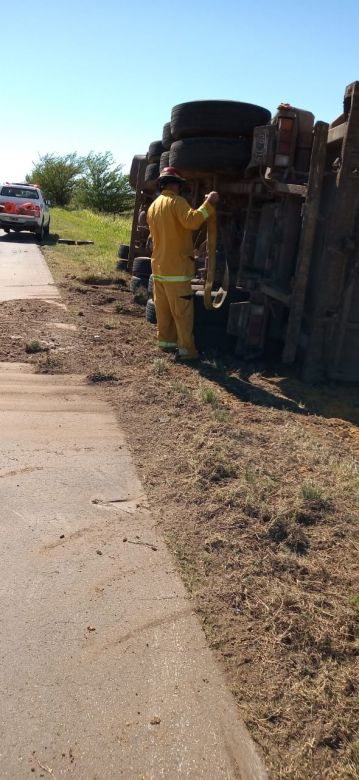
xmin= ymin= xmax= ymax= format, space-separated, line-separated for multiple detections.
xmin=147 ymin=190 xmax=215 ymax=281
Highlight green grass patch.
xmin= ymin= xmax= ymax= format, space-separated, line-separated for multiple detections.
xmin=43 ymin=207 xmax=132 ymax=280
xmin=301 ymin=482 xmax=323 ymax=500
xmin=198 ymin=383 xmax=220 ymax=408
xmin=349 ymin=594 xmax=359 ymax=611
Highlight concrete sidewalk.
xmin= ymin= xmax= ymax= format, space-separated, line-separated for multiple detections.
xmin=0 ymin=231 xmax=59 ymax=300
xmin=0 ymin=362 xmax=267 ymax=779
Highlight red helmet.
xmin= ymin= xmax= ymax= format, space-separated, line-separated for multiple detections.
xmin=158 ymin=166 xmax=186 ymax=185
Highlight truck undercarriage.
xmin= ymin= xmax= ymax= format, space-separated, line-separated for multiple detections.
xmin=128 ymin=82 xmax=359 ymax=383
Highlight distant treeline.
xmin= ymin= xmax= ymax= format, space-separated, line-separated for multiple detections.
xmin=26 ymin=152 xmax=134 ymax=213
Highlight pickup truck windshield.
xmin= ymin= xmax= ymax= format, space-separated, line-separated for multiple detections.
xmin=0 ymin=186 xmax=39 ymax=199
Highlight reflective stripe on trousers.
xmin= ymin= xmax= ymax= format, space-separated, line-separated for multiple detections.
xmin=153 ymin=275 xmax=192 ymax=282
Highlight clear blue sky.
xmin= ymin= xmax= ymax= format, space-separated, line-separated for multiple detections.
xmin=2 ymin=0 xmax=358 ymax=181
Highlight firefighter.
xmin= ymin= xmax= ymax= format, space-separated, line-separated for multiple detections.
xmin=147 ymin=167 xmax=219 ymax=361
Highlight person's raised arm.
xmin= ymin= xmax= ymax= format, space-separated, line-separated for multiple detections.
xmin=174 ymin=191 xmax=219 ymax=230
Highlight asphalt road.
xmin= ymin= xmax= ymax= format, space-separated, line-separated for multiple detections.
xmin=0 ymin=234 xmax=268 ymax=779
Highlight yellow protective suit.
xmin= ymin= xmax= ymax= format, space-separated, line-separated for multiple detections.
xmin=147 ymin=189 xmax=214 ymax=359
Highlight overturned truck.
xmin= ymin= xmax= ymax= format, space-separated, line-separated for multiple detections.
xmin=128 ymin=81 xmax=359 ymax=383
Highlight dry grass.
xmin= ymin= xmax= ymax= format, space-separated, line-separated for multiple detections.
xmin=113 ymin=367 xmax=359 ymax=780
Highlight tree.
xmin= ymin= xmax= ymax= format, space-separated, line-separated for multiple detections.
xmin=78 ymin=151 xmax=134 ymax=213
xmin=26 ymin=153 xmax=84 ymax=206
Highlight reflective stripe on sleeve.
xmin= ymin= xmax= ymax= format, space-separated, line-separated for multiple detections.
xmin=159 ymin=341 xmax=177 ymax=348
xmin=153 ymin=274 xmax=192 ymax=282
xmin=197 ymin=205 xmax=209 ymax=220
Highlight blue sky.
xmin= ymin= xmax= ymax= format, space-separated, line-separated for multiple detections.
xmin=2 ymin=0 xmax=358 ymax=181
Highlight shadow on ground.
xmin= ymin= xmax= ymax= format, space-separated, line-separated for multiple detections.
xmin=196 ymin=355 xmax=359 ymax=425
xmin=0 ymin=231 xmax=60 ymax=246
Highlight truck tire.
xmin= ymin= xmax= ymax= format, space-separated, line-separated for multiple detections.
xmin=129 ymin=154 xmax=146 ymax=189
xmin=144 ymin=163 xmax=159 ymax=183
xmin=146 ymin=298 xmax=157 ymax=324
xmin=148 ymin=141 xmax=164 ymax=164
xmin=169 ymin=137 xmax=251 ymax=174
xmin=118 ymin=243 xmax=130 ymax=259
xmin=130 ymin=275 xmax=147 ymax=294
xmin=159 ymin=151 xmax=170 ymax=172
xmin=116 ymin=258 xmax=128 ymax=272
xmin=171 ymin=101 xmax=271 ymax=140
xmin=162 ymin=122 xmax=173 ymax=150
xmin=132 ymin=257 xmax=152 ymax=278
xmin=148 ymin=274 xmax=154 ymax=296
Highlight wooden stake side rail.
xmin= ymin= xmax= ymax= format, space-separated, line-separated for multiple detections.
xmin=282 ymin=121 xmax=329 ymax=364
xmin=219 ymin=180 xmax=307 ymax=198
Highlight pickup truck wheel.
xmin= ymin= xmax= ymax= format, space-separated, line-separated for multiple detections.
xmin=171 ymin=100 xmax=271 ymax=140
xmin=169 ymin=136 xmax=251 ymax=174
xmin=35 ymin=222 xmax=44 ymax=242
xmin=44 ymin=219 xmax=50 ymax=237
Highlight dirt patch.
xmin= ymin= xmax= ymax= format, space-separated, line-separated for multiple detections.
xmin=1 ymin=275 xmax=358 ymax=780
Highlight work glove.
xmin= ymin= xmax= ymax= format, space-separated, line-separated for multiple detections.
xmin=205 ymin=191 xmax=219 ymax=205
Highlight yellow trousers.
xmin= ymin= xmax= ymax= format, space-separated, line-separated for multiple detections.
xmin=153 ymin=280 xmax=198 ymax=359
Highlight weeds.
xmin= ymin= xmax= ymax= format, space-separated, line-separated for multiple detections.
xmin=88 ymin=370 xmax=118 ymax=383
xmin=301 ymin=481 xmax=323 ymax=500
xmin=212 ymin=408 xmax=229 ymax=422
xmin=152 ymin=358 xmax=168 ymax=376
xmin=35 ymin=353 xmax=63 ymax=373
xmin=172 ymin=379 xmax=192 ymax=397
xmin=349 ymin=595 xmax=359 ymax=611
xmin=115 ymin=302 xmax=132 ymax=315
xmin=81 ymin=273 xmax=116 ymax=286
xmin=198 ymin=383 xmax=220 ymax=408
xmin=25 ymin=339 xmax=46 ymax=354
